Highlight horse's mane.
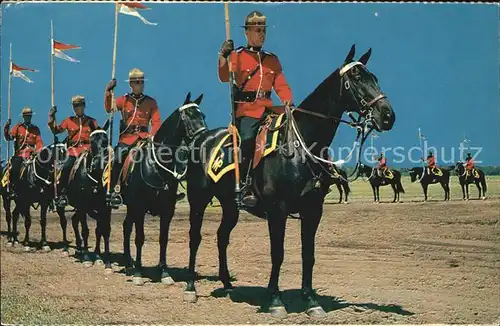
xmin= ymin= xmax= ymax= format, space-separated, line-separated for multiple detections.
xmin=298 ymin=68 xmax=341 ymax=114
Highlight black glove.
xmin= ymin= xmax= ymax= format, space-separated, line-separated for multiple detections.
xmin=49 ymin=106 xmax=57 ymax=117
xmin=219 ymin=39 xmax=234 ymax=58
xmin=106 ymin=78 xmax=117 ymax=92
xmin=5 ymin=119 xmax=11 ymax=127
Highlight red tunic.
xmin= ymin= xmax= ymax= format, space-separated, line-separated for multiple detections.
xmin=104 ymin=92 xmax=161 ymax=146
xmin=218 ymin=47 xmax=293 ymax=119
xmin=3 ymin=123 xmax=43 ymax=158
xmin=378 ymin=157 xmax=387 ymax=168
xmin=427 ymin=156 xmax=436 ymax=168
xmin=465 ymin=158 xmax=475 ymax=170
xmin=49 ymin=115 xmax=98 ymax=157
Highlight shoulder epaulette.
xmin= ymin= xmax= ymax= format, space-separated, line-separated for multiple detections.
xmin=262 ymin=50 xmax=276 ymax=57
xmin=235 ymin=46 xmax=245 ymax=53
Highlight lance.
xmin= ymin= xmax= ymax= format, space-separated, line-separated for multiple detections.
xmin=7 ymin=43 xmax=13 ymax=164
xmin=224 ymin=3 xmax=241 ymax=203
xmin=50 ymin=20 xmax=59 ymax=198
xmin=106 ymin=2 xmax=119 ymax=194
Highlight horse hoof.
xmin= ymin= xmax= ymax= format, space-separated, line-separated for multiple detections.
xmin=482 ymin=197 xmax=486 ymax=200
xmin=270 ymin=306 xmax=288 ymax=319
xmin=132 ymin=276 xmax=144 ymax=286
xmin=183 ymin=291 xmax=198 ymax=303
xmin=95 ymin=259 xmax=104 ymax=266
xmin=6 ymin=241 xmax=13 ymax=247
xmin=61 ymin=250 xmax=69 ymax=257
xmin=344 ymin=201 xmax=349 ymax=204
xmin=42 ymin=245 xmax=51 ymax=252
xmin=83 ymin=260 xmax=93 ymax=268
xmin=307 ymin=306 xmax=327 ymax=318
xmin=161 ymin=276 xmax=175 ymax=285
xmin=104 ymin=267 xmax=113 ymax=275
xmin=24 ymin=246 xmax=31 ymax=252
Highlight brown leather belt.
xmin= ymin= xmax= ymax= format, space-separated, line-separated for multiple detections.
xmin=234 ymin=90 xmax=271 ymax=102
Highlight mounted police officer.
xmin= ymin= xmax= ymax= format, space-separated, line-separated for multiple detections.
xmin=3 ymin=107 xmax=43 ymax=199
xmin=48 ymin=95 xmax=99 ymax=207
xmin=425 ymin=150 xmax=436 ymax=175
xmin=376 ymin=152 xmax=387 ymax=178
xmin=465 ymin=152 xmax=476 ymax=177
xmin=104 ymin=68 xmax=161 ymax=207
xmin=218 ymin=10 xmax=293 ymax=207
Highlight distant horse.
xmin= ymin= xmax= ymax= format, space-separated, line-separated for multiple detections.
xmin=182 ymin=45 xmax=395 ymax=318
xmin=454 ymin=161 xmax=487 ymax=200
xmin=115 ymin=95 xmax=206 ymax=285
xmin=358 ymin=164 xmax=405 ymax=202
xmin=1 ymin=161 xmax=14 ymax=241
xmin=55 ymin=121 xmax=112 ymax=269
xmin=324 ymin=165 xmax=350 ymax=203
xmin=408 ymin=166 xmax=451 ymax=201
xmin=8 ymin=143 xmax=69 ymax=251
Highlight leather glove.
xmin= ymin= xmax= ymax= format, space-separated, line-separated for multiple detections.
xmin=49 ymin=106 xmax=57 ymax=117
xmin=219 ymin=40 xmax=234 ymax=58
xmin=5 ymin=119 xmax=11 ymax=128
xmin=106 ymin=78 xmax=117 ymax=92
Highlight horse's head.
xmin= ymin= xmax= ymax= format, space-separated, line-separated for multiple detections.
xmin=89 ymin=120 xmax=110 ymax=156
xmin=154 ymin=92 xmax=208 ymax=144
xmin=408 ymin=168 xmax=419 ymax=182
xmin=38 ymin=143 xmax=67 ymax=169
xmin=339 ymin=45 xmax=395 ymax=132
xmin=455 ymin=161 xmax=464 ymax=174
xmin=358 ymin=163 xmax=371 ymax=176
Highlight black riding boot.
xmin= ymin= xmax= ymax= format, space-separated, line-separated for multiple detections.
xmin=55 ymin=156 xmax=76 ymax=207
xmin=239 ymin=141 xmax=258 ymax=207
xmin=106 ymin=161 xmax=124 ymax=208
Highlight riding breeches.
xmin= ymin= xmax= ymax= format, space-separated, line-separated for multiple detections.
xmin=9 ymin=156 xmax=24 ymax=188
xmin=236 ymin=116 xmax=262 ymax=178
xmin=58 ymin=156 xmax=77 ymax=194
xmin=110 ymin=142 xmax=133 ymax=190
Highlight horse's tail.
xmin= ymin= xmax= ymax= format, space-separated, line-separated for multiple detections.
xmin=396 ymin=180 xmax=405 ymax=194
xmin=340 ymin=170 xmax=350 ymax=195
xmin=480 ymin=174 xmax=487 ymax=194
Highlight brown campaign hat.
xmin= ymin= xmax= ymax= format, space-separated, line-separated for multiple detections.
xmin=71 ymin=95 xmax=86 ymax=105
xmin=125 ymin=68 xmax=148 ymax=82
xmin=241 ymin=10 xmax=267 ymax=28
xmin=21 ymin=106 xmax=33 ymax=115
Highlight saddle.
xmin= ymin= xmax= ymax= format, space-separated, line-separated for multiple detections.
xmin=68 ymin=153 xmax=88 ymax=184
xmin=206 ymin=111 xmax=286 ymax=183
xmin=120 ymin=140 xmax=148 ymax=185
xmin=428 ymin=167 xmax=442 ymax=176
xmin=377 ymin=168 xmax=393 ymax=179
xmin=1 ymin=163 xmax=11 ymax=188
xmin=466 ymin=168 xmax=480 ymax=179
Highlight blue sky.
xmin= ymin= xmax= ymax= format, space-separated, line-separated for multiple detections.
xmin=1 ymin=2 xmax=499 ymax=166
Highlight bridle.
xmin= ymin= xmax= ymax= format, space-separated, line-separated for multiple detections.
xmin=287 ymin=61 xmax=388 ymax=181
xmin=149 ymin=103 xmax=208 ymax=181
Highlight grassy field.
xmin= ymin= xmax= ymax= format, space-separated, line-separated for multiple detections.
xmin=1 ymin=176 xmax=499 ymax=324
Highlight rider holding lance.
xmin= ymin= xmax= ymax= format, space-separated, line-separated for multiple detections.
xmin=3 ymin=107 xmax=43 ymax=199
xmin=48 ymin=95 xmax=99 ymax=207
xmin=218 ymin=10 xmax=293 ymax=207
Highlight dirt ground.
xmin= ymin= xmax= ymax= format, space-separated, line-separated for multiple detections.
xmin=1 ymin=197 xmax=499 ymax=324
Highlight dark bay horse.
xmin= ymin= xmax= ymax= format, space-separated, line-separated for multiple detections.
xmin=55 ymin=122 xmax=113 ymax=270
xmin=408 ymin=166 xmax=451 ymax=201
xmin=324 ymin=165 xmax=351 ymax=204
xmin=358 ymin=164 xmax=405 ymax=202
xmin=183 ymin=45 xmax=395 ymax=318
xmin=1 ymin=162 xmax=14 ymax=241
xmin=7 ymin=143 xmax=69 ymax=251
xmin=116 ymin=95 xmax=207 ymax=285
xmin=454 ymin=162 xmax=487 ymax=200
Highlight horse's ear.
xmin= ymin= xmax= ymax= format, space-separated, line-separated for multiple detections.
xmin=358 ymin=48 xmax=372 ymax=65
xmin=184 ymin=92 xmax=192 ymax=105
xmin=194 ymin=93 xmax=203 ymax=105
xmin=101 ymin=119 xmax=110 ymax=131
xmin=344 ymin=44 xmax=356 ymax=64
